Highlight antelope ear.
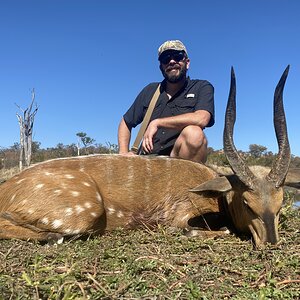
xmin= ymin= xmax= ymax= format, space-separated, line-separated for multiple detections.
xmin=190 ymin=176 xmax=233 ymax=193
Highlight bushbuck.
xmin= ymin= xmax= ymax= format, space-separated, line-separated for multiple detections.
xmin=192 ymin=66 xmax=291 ymax=247
xmin=0 ymin=66 xmax=290 ymax=247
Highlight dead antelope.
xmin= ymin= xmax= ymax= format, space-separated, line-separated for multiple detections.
xmin=0 ymin=66 xmax=290 ymax=247
xmin=208 ymin=65 xmax=291 ymax=247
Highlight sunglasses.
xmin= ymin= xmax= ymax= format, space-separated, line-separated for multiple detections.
xmin=159 ymin=51 xmax=186 ymax=65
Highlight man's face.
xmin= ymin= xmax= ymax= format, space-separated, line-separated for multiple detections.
xmin=159 ymin=50 xmax=190 ymax=83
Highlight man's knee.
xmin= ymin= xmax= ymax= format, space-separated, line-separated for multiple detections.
xmin=171 ymin=125 xmax=208 ymax=163
xmin=180 ymin=125 xmax=207 ymax=149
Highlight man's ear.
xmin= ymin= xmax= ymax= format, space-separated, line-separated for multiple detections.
xmin=159 ymin=64 xmax=163 ymax=73
xmin=190 ymin=176 xmax=232 ymax=193
xmin=185 ymin=58 xmax=190 ymax=70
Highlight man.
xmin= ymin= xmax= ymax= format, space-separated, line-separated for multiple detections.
xmin=118 ymin=40 xmax=214 ymax=163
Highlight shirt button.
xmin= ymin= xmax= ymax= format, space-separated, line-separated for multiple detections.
xmin=162 ymin=131 xmax=165 ymax=134
xmin=161 ymin=146 xmax=164 ymax=149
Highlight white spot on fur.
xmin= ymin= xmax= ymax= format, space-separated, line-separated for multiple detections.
xmin=45 ymin=172 xmax=53 ymax=176
xmin=21 ymin=200 xmax=28 ymax=205
xmin=64 ymin=229 xmax=72 ymax=234
xmin=71 ymin=191 xmax=80 ymax=197
xmin=11 ymin=194 xmax=16 ymax=202
xmin=65 ymin=174 xmax=75 ymax=179
xmin=61 ymin=183 xmax=67 ymax=189
xmin=107 ymin=207 xmax=116 ymax=214
xmin=96 ymin=192 xmax=102 ymax=202
xmin=16 ymin=179 xmax=25 ymax=184
xmin=35 ymin=183 xmax=45 ymax=189
xmin=72 ymin=229 xmax=80 ymax=234
xmin=28 ymin=209 xmax=34 ymax=214
xmin=91 ymin=212 xmax=98 ymax=217
xmin=75 ymin=205 xmax=85 ymax=214
xmin=65 ymin=208 xmax=73 ymax=216
xmin=181 ymin=213 xmax=190 ymax=223
xmin=41 ymin=217 xmax=49 ymax=225
xmin=52 ymin=219 xmax=63 ymax=229
xmin=117 ymin=211 xmax=124 ymax=218
xmin=54 ymin=189 xmax=62 ymax=195
xmin=83 ymin=181 xmax=91 ymax=187
xmin=84 ymin=202 xmax=92 ymax=209
xmin=79 ymin=167 xmax=85 ymax=172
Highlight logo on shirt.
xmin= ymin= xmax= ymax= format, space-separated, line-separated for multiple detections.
xmin=186 ymin=93 xmax=195 ymax=98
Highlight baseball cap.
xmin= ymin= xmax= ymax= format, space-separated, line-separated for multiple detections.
xmin=158 ymin=40 xmax=188 ymax=58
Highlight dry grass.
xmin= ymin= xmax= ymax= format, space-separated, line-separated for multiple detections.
xmin=0 ymin=166 xmax=19 ymax=182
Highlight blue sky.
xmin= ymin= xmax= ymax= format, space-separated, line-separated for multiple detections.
xmin=1 ymin=0 xmax=300 ymax=156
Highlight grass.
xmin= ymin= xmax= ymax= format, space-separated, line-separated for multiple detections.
xmin=0 ymin=193 xmax=299 ymax=299
xmin=0 ymin=166 xmax=19 ymax=183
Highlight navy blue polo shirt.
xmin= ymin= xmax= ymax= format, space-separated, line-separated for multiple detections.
xmin=123 ymin=77 xmax=215 ymax=155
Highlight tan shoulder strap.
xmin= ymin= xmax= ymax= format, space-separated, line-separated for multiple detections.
xmin=131 ymin=84 xmax=161 ymax=154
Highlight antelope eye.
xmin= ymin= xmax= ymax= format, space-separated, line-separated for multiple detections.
xmin=243 ymin=199 xmax=255 ymax=215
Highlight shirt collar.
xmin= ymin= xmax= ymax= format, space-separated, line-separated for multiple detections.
xmin=161 ymin=76 xmax=190 ymax=92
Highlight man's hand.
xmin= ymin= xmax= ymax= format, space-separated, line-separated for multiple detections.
xmin=142 ymin=119 xmax=159 ymax=153
xmin=119 ymin=151 xmax=137 ymax=157
xmin=140 ymin=110 xmax=211 ymax=154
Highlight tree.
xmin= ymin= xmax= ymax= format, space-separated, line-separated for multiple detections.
xmin=32 ymin=141 xmax=41 ymax=153
xmin=76 ymin=132 xmax=95 ymax=155
xmin=105 ymin=142 xmax=119 ymax=154
xmin=16 ymin=89 xmax=38 ymax=170
xmin=0 ymin=147 xmax=6 ymax=169
xmin=10 ymin=142 xmax=20 ymax=151
xmin=249 ymin=144 xmax=267 ymax=158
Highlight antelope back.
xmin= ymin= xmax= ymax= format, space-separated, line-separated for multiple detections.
xmin=0 ymin=155 xmax=219 ymax=240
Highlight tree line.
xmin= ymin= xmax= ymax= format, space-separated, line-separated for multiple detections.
xmin=1 ymin=141 xmax=300 ymax=170
xmin=0 ymin=137 xmax=118 ymax=170
xmin=207 ymin=144 xmax=300 ymax=168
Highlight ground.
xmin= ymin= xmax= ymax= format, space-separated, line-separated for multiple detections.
xmin=0 ymin=193 xmax=299 ymax=299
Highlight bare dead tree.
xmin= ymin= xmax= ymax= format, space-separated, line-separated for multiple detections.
xmin=16 ymin=89 xmax=38 ymax=170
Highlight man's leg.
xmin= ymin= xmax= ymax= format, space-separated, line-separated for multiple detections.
xmin=170 ymin=125 xmax=208 ymax=163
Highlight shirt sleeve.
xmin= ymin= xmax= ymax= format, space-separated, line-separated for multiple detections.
xmin=194 ymin=81 xmax=215 ymax=127
xmin=123 ymin=83 xmax=159 ymax=129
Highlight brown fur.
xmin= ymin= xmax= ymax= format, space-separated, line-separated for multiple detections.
xmin=0 ymin=154 xmax=291 ymax=247
xmin=0 ymin=154 xmax=223 ymax=241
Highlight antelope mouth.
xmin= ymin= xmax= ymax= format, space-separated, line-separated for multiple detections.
xmin=249 ymin=226 xmax=265 ymax=249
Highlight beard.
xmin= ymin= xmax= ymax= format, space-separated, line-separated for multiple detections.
xmin=160 ymin=62 xmax=188 ymax=83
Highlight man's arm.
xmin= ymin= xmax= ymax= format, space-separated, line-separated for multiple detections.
xmin=118 ymin=117 xmax=136 ymax=155
xmin=153 ymin=110 xmax=211 ymax=130
xmin=142 ymin=110 xmax=211 ymax=153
